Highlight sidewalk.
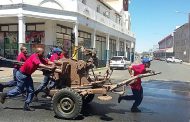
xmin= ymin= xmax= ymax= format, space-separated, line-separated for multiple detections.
xmin=183 ymin=62 xmax=190 ymax=66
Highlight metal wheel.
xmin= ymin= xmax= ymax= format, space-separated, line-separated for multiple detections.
xmin=53 ymin=88 xmax=82 ymax=119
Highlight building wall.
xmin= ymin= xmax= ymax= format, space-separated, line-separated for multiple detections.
xmin=158 ymin=34 xmax=173 ymax=49
xmin=104 ymin=0 xmax=123 ymax=12
xmin=104 ymin=0 xmax=131 ymax=30
xmin=153 ymin=34 xmax=174 ymax=59
xmin=174 ymin=23 xmax=190 ymax=62
xmin=0 ymin=0 xmax=135 ymax=64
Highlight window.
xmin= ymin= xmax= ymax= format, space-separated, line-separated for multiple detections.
xmin=36 ymin=24 xmax=45 ymax=31
xmin=97 ymin=5 xmax=100 ymax=13
xmin=9 ymin=25 xmax=18 ymax=31
xmin=1 ymin=26 xmax=8 ymax=31
xmin=103 ymin=11 xmax=110 ymax=18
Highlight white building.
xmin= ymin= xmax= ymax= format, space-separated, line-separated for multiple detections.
xmin=0 ymin=0 xmax=135 ymax=66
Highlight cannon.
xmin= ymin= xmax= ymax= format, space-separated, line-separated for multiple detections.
xmin=0 ymin=48 xmax=161 ymax=119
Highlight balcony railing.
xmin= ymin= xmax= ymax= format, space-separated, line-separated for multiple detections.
xmin=77 ymin=1 xmax=134 ymax=37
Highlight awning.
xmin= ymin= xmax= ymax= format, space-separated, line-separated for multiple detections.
xmin=154 ymin=48 xmax=173 ymax=53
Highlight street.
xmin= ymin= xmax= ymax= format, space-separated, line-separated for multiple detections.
xmin=0 ymin=60 xmax=190 ymax=122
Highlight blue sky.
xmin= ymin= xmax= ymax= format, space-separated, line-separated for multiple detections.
xmin=129 ymin=0 xmax=190 ymax=53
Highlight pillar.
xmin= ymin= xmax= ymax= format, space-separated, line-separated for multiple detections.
xmin=116 ymin=37 xmax=119 ymax=56
xmin=45 ymin=20 xmax=56 ymax=46
xmin=91 ymin=30 xmax=96 ymax=49
xmin=72 ymin=22 xmax=78 ymax=59
xmin=18 ymin=15 xmax=25 ymax=53
xmin=106 ymin=34 xmax=110 ymax=65
xmin=124 ymin=41 xmax=127 ymax=57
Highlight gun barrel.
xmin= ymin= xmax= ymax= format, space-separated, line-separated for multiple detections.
xmin=109 ymin=72 xmax=161 ymax=91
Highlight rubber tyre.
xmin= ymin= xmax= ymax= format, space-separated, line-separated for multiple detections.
xmin=52 ymin=88 xmax=82 ymax=119
xmin=82 ymin=94 xmax=95 ymax=105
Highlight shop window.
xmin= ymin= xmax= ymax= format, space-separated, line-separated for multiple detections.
xmin=97 ymin=5 xmax=100 ymax=13
xmin=4 ymin=32 xmax=18 ymax=59
xmin=87 ymin=34 xmax=91 ymax=38
xmin=80 ymin=32 xmax=84 ymax=38
xmin=1 ymin=26 xmax=8 ymax=31
xmin=62 ymin=28 xmax=66 ymax=33
xmin=56 ymin=26 xmax=61 ymax=33
xmin=25 ymin=31 xmax=45 ymax=44
xmin=9 ymin=25 xmax=17 ymax=31
xmin=96 ymin=36 xmax=106 ymax=60
xmin=27 ymin=25 xmax=35 ymax=31
xmin=63 ymin=34 xmax=71 ymax=40
xmin=0 ymin=33 xmax=4 ymax=56
xmin=66 ymin=28 xmax=72 ymax=35
xmin=36 ymin=24 xmax=45 ymax=31
xmin=84 ymin=33 xmax=88 ymax=38
xmin=56 ymin=33 xmax=63 ymax=39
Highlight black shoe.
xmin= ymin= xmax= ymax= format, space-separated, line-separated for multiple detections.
xmin=131 ymin=107 xmax=141 ymax=113
xmin=118 ymin=95 xmax=122 ymax=103
xmin=0 ymin=84 xmax=4 ymax=92
xmin=0 ymin=92 xmax=7 ymax=104
xmin=23 ymin=103 xmax=35 ymax=111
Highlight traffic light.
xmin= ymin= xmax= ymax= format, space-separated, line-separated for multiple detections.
xmin=71 ymin=32 xmax=75 ymax=44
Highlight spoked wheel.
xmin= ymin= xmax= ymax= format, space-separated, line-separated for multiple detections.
xmin=83 ymin=94 xmax=95 ymax=105
xmin=52 ymin=88 xmax=82 ymax=119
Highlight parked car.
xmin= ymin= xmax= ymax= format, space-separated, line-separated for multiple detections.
xmin=166 ymin=57 xmax=183 ymax=63
xmin=159 ymin=58 xmax=166 ymax=61
xmin=109 ymin=56 xmax=130 ymax=70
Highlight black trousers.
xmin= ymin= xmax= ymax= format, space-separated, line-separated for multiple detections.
xmin=121 ymin=86 xmax=143 ymax=108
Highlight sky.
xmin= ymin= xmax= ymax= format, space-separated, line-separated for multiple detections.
xmin=129 ymin=0 xmax=190 ymax=53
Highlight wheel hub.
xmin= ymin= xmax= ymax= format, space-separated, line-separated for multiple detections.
xmin=58 ymin=97 xmax=75 ymax=114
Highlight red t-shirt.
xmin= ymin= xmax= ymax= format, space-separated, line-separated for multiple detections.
xmin=49 ymin=53 xmax=60 ymax=62
xmin=130 ymin=64 xmax=146 ymax=90
xmin=15 ymin=52 xmax=27 ymax=69
xmin=60 ymin=53 xmax=65 ymax=59
xmin=20 ymin=53 xmax=48 ymax=75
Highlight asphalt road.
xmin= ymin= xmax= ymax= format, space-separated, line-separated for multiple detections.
xmin=0 ymin=61 xmax=190 ymax=122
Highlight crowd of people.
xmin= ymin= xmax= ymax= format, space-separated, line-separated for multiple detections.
xmin=0 ymin=46 xmax=66 ymax=111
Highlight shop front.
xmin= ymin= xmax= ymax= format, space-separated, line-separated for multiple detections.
xmin=96 ymin=35 xmax=106 ymax=67
xmin=0 ymin=24 xmax=18 ymax=59
xmin=119 ymin=41 xmax=124 ymax=56
xmin=109 ymin=39 xmax=116 ymax=58
xmin=78 ymin=30 xmax=91 ymax=60
xmin=56 ymin=24 xmax=73 ymax=57
xmin=0 ymin=23 xmax=46 ymax=59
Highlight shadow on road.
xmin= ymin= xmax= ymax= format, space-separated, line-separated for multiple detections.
xmin=4 ymin=107 xmax=24 ymax=111
xmin=54 ymin=102 xmax=129 ymax=121
xmin=80 ymin=102 xmax=128 ymax=121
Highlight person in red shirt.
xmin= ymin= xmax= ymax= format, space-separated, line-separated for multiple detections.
xmin=60 ymin=49 xmax=69 ymax=59
xmin=0 ymin=46 xmax=28 ymax=92
xmin=118 ymin=58 xmax=153 ymax=112
xmin=0 ymin=48 xmax=55 ymax=111
xmin=34 ymin=47 xmax=62 ymax=99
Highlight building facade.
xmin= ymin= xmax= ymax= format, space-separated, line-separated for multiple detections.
xmin=0 ymin=0 xmax=135 ymax=66
xmin=154 ymin=34 xmax=174 ymax=59
xmin=174 ymin=23 xmax=190 ymax=62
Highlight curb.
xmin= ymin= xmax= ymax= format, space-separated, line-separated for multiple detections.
xmin=183 ymin=62 xmax=190 ymax=65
